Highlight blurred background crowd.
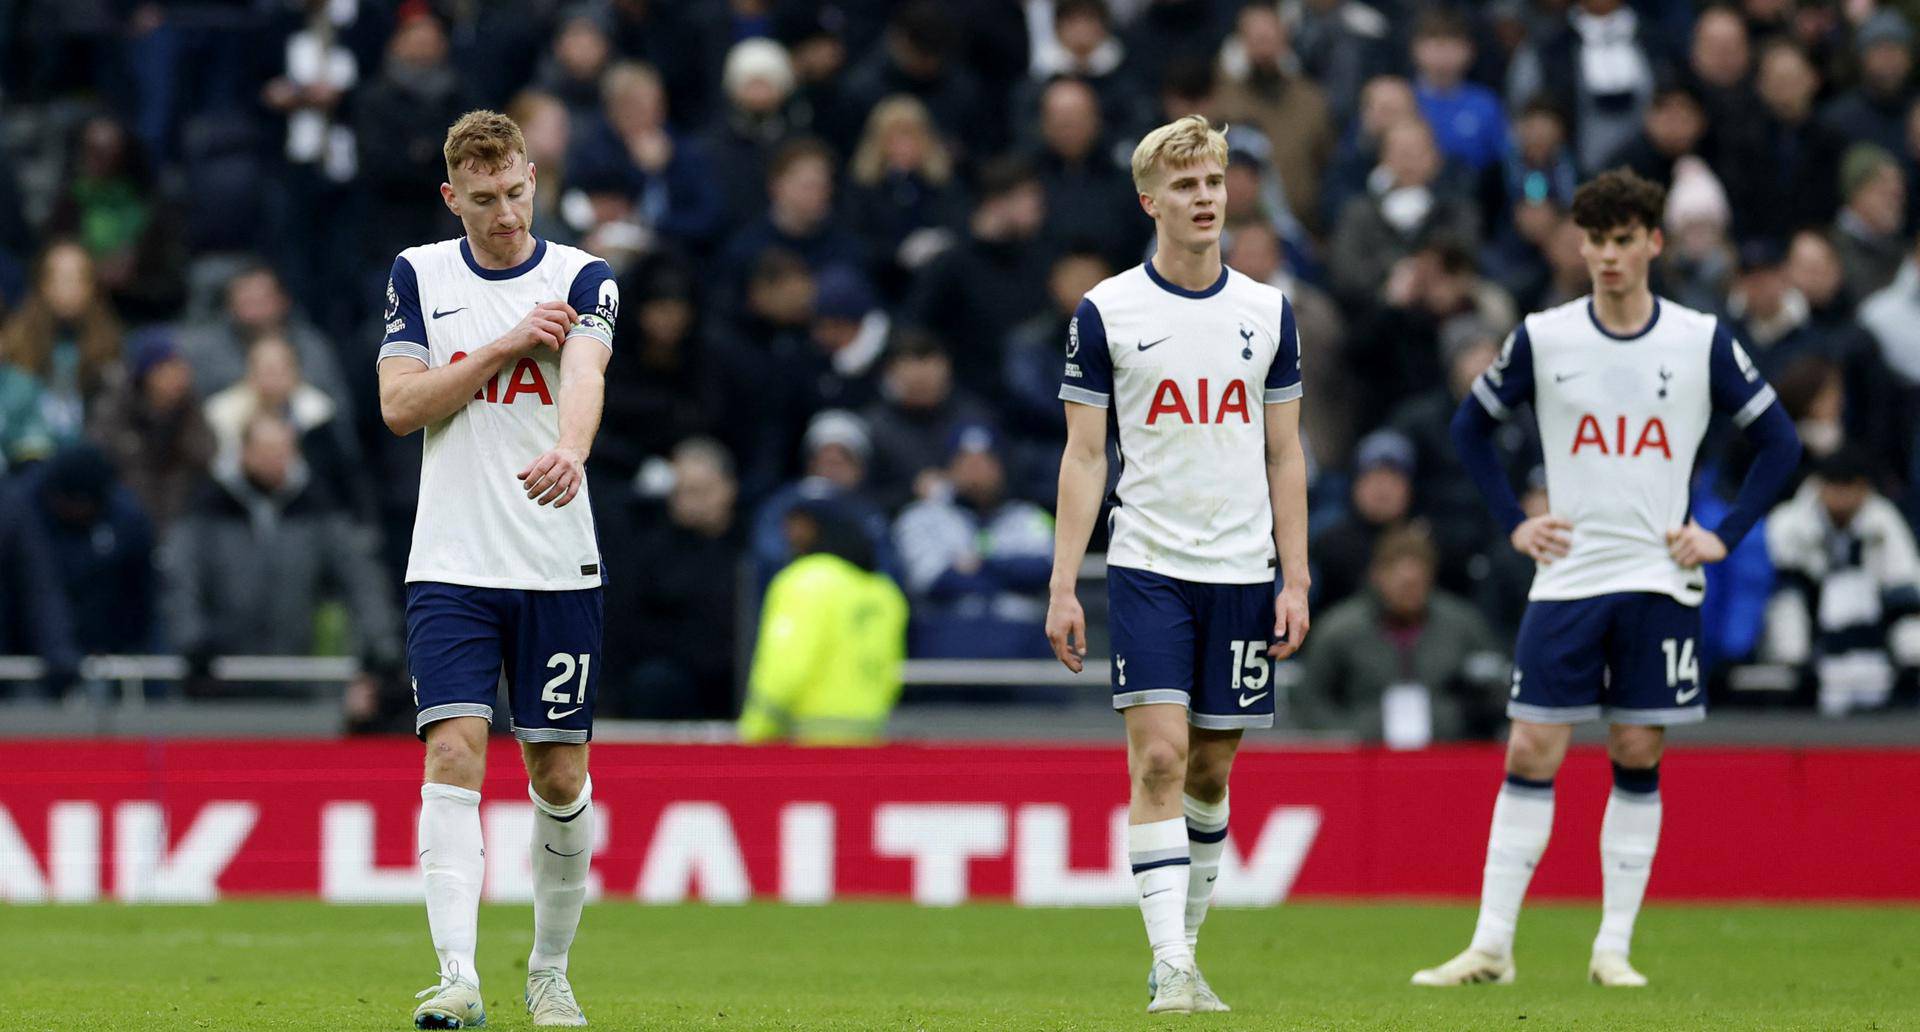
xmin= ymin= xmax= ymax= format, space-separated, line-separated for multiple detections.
xmin=2 ymin=0 xmax=1919 ymax=738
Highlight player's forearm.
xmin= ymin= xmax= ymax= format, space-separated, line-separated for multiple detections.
xmin=1266 ymin=435 xmax=1311 ymax=592
xmin=556 ymin=365 xmax=605 ymax=457
xmin=378 ymin=344 xmax=515 ymax=435
xmin=1711 ymin=402 xmax=1802 ymax=551
xmin=1049 ymin=451 xmax=1106 ymax=595
xmin=1449 ymin=397 xmax=1528 ymax=534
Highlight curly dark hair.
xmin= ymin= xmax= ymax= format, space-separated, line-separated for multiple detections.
xmin=1569 ymin=169 xmax=1667 ymax=234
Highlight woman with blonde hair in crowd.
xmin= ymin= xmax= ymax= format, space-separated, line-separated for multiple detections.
xmin=0 ymin=239 xmax=125 ymax=442
xmin=845 ymin=94 xmax=967 ymax=297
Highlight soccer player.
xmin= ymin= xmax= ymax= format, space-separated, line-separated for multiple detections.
xmin=377 ymin=110 xmax=617 ymax=1029
xmin=1414 ymin=169 xmax=1800 ymax=988
xmin=1045 ymin=115 xmax=1311 ymax=1015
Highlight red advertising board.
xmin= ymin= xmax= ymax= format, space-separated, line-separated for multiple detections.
xmin=2 ymin=740 xmax=1916 ymax=904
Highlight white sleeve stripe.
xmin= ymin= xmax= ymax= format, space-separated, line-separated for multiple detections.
xmin=1262 ymin=382 xmax=1303 ymax=404
xmin=1058 ymin=384 xmax=1111 ymax=408
xmin=1471 ymin=378 xmax=1510 ymax=421
xmin=378 ymin=341 xmax=430 ymax=367
xmin=1733 ymin=384 xmax=1777 ymax=429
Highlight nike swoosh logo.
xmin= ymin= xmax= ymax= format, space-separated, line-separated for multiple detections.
xmin=1553 ymin=371 xmax=1584 ymax=382
xmin=432 ymin=306 xmax=467 ymax=319
xmin=1205 ymin=876 xmax=1217 ymax=884
xmin=547 ymin=706 xmax=583 ymax=720
xmin=1143 ymin=888 xmax=1172 ymax=898
xmin=1238 ymin=691 xmax=1270 ymax=708
xmin=1675 ymin=686 xmax=1701 ymax=705
xmin=543 ymin=844 xmax=585 ymax=858
xmin=1137 ymin=336 xmax=1171 ymax=351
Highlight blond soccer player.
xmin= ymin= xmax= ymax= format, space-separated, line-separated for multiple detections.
xmin=1046 ymin=115 xmax=1312 ymax=1014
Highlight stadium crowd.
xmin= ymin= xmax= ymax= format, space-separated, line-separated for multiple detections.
xmin=2 ymin=0 xmax=1919 ymax=734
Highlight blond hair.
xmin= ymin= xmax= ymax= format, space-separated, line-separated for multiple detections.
xmin=1130 ymin=114 xmax=1228 ymax=194
xmin=850 ymin=95 xmax=953 ymax=188
xmin=443 ymin=110 xmax=527 ymax=176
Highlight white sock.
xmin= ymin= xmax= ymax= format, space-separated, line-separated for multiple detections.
xmin=419 ymin=783 xmax=485 ymax=987
xmin=1469 ymin=776 xmax=1555 ymax=959
xmin=528 ymin=778 xmax=593 ymax=974
xmin=1182 ymin=793 xmax=1229 ymax=952
xmin=1129 ymin=817 xmax=1193 ymax=966
xmin=1594 ymin=771 xmax=1662 ymax=957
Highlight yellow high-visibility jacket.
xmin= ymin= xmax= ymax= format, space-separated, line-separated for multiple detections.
xmin=738 ymin=553 xmax=908 ymax=744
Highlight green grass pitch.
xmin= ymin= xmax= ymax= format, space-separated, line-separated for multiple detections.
xmin=1 ymin=901 xmax=1913 ymax=1030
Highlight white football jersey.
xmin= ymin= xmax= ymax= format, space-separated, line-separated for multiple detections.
xmin=1059 ymin=262 xmax=1302 ymax=584
xmin=1472 ymin=296 xmax=1777 ymax=605
xmin=378 ymin=237 xmax=618 ymax=591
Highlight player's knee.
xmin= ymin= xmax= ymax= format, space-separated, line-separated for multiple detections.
xmin=1607 ymin=727 xmax=1664 ymax=769
xmin=1184 ymin=762 xmax=1229 ymax=804
xmin=1505 ymin=725 xmax=1567 ymax=780
xmin=530 ymin=762 xmax=587 ymax=806
xmin=1131 ymin=739 xmax=1188 ymax=793
xmin=424 ymin=728 xmax=485 ymax=783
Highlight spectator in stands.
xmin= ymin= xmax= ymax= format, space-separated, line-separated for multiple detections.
xmin=1765 ymin=447 xmax=1920 ymax=716
xmin=26 ymin=443 xmax=156 ymax=658
xmin=163 ymin=412 xmax=399 ymax=694
xmin=0 ymin=240 xmax=124 ymax=443
xmin=260 ymin=0 xmax=363 ymax=318
xmin=0 ymin=362 xmax=55 ymax=475
xmin=750 ymin=409 xmax=892 ymax=583
xmin=1788 ymin=228 xmax=1856 ymax=333
xmin=794 ymin=266 xmax=891 ymax=418
xmin=719 ymin=138 xmax=865 ymax=299
xmin=844 ymin=95 xmax=967 ymax=299
xmin=1410 ymin=9 xmax=1506 ymax=175
xmin=0 ymin=468 xmax=81 ymax=698
xmin=201 ymin=332 xmax=359 ymax=503
xmin=842 ymin=1 xmax=988 ymax=160
xmin=618 ymin=438 xmax=745 ymax=720
xmin=1686 ymin=5 xmax=1765 ymax=169
xmin=1294 ymin=526 xmax=1508 ymax=744
xmin=1859 ymin=230 xmax=1920 ymax=388
xmin=1226 ymin=220 xmax=1350 ymax=466
xmin=1661 ymin=155 xmax=1738 ymax=313
xmin=740 ymin=497 xmax=908 ymax=744
xmin=778 ymin=7 xmax=862 ymax=155
xmin=1390 ymin=315 xmax=1538 ymax=607
xmin=1322 ymin=74 xmax=1419 ymax=230
xmin=1721 ymin=40 xmax=1843 ymax=244
xmin=1214 ymin=2 xmax=1334 ymax=231
xmin=1330 ymin=117 xmax=1480 ymax=309
xmin=353 ymin=6 xmax=475 ymax=277
xmin=1019 ymin=0 xmax=1150 ymax=147
xmin=1348 ymin=238 xmax=1513 ymax=415
xmin=46 ymin=113 xmax=187 ymax=322
xmin=701 ymin=38 xmax=802 ymax=237
xmin=1818 ymin=10 xmax=1914 ymax=159
xmin=1286 ymin=0 xmax=1394 ymax=130
xmin=1030 ymin=78 xmax=1142 ymax=273
xmin=534 ymin=7 xmax=613 ymax=121
xmin=1312 ymin=429 xmax=1415 ymax=611
xmin=1221 ymin=126 xmax=1311 ymax=262
xmin=572 ymin=62 xmax=722 ymax=251
xmin=1502 ymin=100 xmax=1579 ymax=220
xmin=1506 ymin=0 xmax=1659 ymax=173
xmin=1724 ymin=239 xmax=1821 ymax=381
xmin=88 ymin=329 xmax=214 ymax=531
xmin=894 ymin=422 xmax=1052 ymax=659
xmin=177 ymin=263 xmax=350 ymax=407
xmin=1605 ymin=83 xmax=1709 ymax=190
xmin=597 ymin=259 xmax=722 ymax=483
xmin=1832 ymin=145 xmax=1908 ymax=303
xmin=902 ymin=156 xmax=1052 ymax=398
xmin=863 ymin=329 xmax=995 ymax=512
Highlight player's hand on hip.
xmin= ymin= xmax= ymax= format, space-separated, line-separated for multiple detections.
xmin=1045 ymin=591 xmax=1087 ymax=673
xmin=519 ymin=445 xmax=586 ymax=507
xmin=1511 ymin=514 xmax=1574 ymax=564
xmin=505 ymin=301 xmax=578 ymax=357
xmin=1666 ymin=519 xmax=1727 ymax=567
xmin=1270 ymin=584 xmax=1310 ymax=658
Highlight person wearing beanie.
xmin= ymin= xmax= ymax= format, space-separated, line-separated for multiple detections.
xmin=1832 ymin=143 xmax=1908 ymax=300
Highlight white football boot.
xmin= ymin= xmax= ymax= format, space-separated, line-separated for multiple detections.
xmin=412 ymin=967 xmax=486 ymax=1029
xmin=1148 ymin=960 xmax=1230 ymax=1013
xmin=1146 ymin=958 xmax=1201 ymax=1014
xmin=525 ymin=967 xmax=589 ymax=1026
xmin=1410 ymin=947 xmax=1516 ymax=986
xmin=1588 ymin=950 xmax=1648 ymax=987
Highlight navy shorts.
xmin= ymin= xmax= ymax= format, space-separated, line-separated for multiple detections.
xmin=1108 ymin=566 xmax=1278 ymax=730
xmin=406 ymin=581 xmax=604 ymax=743
xmin=1509 ymin=592 xmax=1706 ymax=726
